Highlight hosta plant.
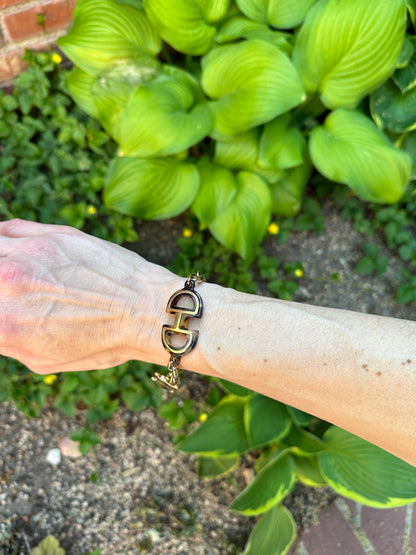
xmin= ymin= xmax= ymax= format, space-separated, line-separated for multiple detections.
xmin=177 ymin=384 xmax=416 ymax=554
xmin=58 ymin=0 xmax=415 ymax=262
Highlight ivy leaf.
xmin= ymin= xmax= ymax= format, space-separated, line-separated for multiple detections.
xmin=243 ymin=504 xmax=296 ymax=555
xmin=318 ymin=426 xmax=416 ymax=507
xmin=236 ymin=0 xmax=315 ymax=29
xmin=177 ymin=397 xmax=250 ymax=456
xmin=310 ymin=109 xmax=411 ymax=203
xmin=370 ymin=79 xmax=416 ymax=133
xmin=104 ymin=156 xmax=200 ymax=219
xmin=231 ymin=451 xmax=296 ymax=515
xmin=191 ymin=158 xmax=237 ymax=229
xmin=293 ymin=0 xmax=407 ymax=109
xmin=143 ymin=0 xmax=231 ymax=55
xmin=202 ymin=39 xmax=305 ymax=137
xmin=209 ymin=171 xmax=271 ymax=261
xmin=58 ymin=0 xmax=161 ymax=76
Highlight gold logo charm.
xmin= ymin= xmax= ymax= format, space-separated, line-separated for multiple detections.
xmin=161 ymin=287 xmax=203 ymax=356
xmin=153 ymin=274 xmax=204 ymax=392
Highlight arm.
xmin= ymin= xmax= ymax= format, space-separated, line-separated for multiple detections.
xmin=1 ymin=219 xmax=415 ymax=465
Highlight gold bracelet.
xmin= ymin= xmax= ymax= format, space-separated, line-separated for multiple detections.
xmin=152 ymin=272 xmax=204 ymax=391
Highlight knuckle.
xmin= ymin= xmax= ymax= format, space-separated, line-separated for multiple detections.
xmin=26 ymin=237 xmax=53 ymax=258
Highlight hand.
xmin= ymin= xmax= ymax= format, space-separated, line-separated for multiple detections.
xmin=0 ymin=219 xmax=175 ymax=373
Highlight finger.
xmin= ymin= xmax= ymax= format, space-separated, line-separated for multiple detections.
xmin=0 ymin=219 xmax=78 ymax=238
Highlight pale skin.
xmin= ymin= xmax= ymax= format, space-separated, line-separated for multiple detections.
xmin=0 ymin=219 xmax=415 ymax=466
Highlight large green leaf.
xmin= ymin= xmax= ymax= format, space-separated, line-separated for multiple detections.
xmin=66 ymin=67 xmax=99 ymax=119
xmin=310 ymin=109 xmax=411 ymax=203
xmin=201 ymin=39 xmax=305 ymax=137
xmin=258 ymin=114 xmax=307 ymax=171
xmin=209 ymin=171 xmax=272 ymax=261
xmin=244 ymin=393 xmax=291 ymax=449
xmin=119 ymin=67 xmax=213 ymax=157
xmin=177 ymin=397 xmax=250 ymax=456
xmin=214 ymin=129 xmax=260 ymax=170
xmin=198 ymin=454 xmax=240 ymax=478
xmin=318 ymin=426 xmax=416 ymax=507
xmin=103 ymin=156 xmax=199 ymax=219
xmin=216 ymin=16 xmax=293 ymax=52
xmin=231 ymin=452 xmax=296 ymax=515
xmin=292 ymin=0 xmax=407 ymax=109
xmin=295 ymin=456 xmax=327 ymax=487
xmin=58 ymin=0 xmax=161 ymax=76
xmin=243 ymin=504 xmax=296 ymax=555
xmin=270 ymin=159 xmax=311 ymax=216
xmin=237 ymin=0 xmax=315 ymax=29
xmin=370 ymin=79 xmax=416 ymax=133
xmin=191 ymin=158 xmax=237 ymax=228
xmin=143 ymin=0 xmax=230 ymax=55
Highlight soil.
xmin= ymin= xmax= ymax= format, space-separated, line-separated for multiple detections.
xmin=0 ymin=199 xmax=414 ymax=554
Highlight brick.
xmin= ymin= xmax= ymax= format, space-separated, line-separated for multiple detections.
xmin=300 ymin=504 xmax=365 ymax=554
xmin=0 ymin=48 xmax=26 ymax=83
xmin=3 ymin=0 xmax=73 ymax=42
xmin=362 ymin=505 xmax=407 ymax=555
xmin=0 ymin=0 xmax=26 ymax=7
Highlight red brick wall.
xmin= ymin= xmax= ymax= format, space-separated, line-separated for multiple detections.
xmin=0 ymin=0 xmax=76 ymax=85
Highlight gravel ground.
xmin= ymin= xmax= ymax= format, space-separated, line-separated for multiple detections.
xmin=0 ymin=200 xmax=414 ymax=554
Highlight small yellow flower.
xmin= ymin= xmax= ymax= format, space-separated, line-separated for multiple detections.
xmin=87 ymin=205 xmax=97 ymax=215
xmin=52 ymin=53 xmax=62 ymax=64
xmin=199 ymin=412 xmax=208 ymax=423
xmin=44 ymin=374 xmax=57 ymax=385
xmin=294 ymin=268 xmax=304 ymax=278
xmin=267 ymin=222 xmax=280 ymax=235
xmin=182 ymin=228 xmax=193 ymax=238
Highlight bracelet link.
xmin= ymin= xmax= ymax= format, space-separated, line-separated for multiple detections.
xmin=152 ymin=274 xmax=204 ymax=392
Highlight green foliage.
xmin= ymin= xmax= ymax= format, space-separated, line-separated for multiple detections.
xmin=177 ymin=388 xmax=416 ymax=553
xmin=0 ymin=50 xmax=137 ymax=244
xmin=333 ymin=182 xmax=416 ymax=305
xmin=58 ymin=0 xmax=414 ymax=261
xmin=30 ymin=535 xmax=65 ymax=555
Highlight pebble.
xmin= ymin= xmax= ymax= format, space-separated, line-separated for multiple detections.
xmin=45 ymin=448 xmax=61 ymax=466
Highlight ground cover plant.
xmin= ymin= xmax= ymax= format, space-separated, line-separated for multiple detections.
xmin=57 ymin=0 xmax=416 ymax=263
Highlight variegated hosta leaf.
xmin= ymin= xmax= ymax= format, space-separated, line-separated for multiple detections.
xmin=103 ymin=156 xmax=199 ymax=219
xmin=370 ymin=80 xmax=416 ymax=133
xmin=292 ymin=0 xmax=407 ymax=109
xmin=243 ymin=505 xmax=296 ymax=555
xmin=396 ymin=36 xmax=415 ymax=69
xmin=202 ymin=39 xmax=305 ymax=137
xmin=209 ymin=171 xmax=271 ymax=261
xmin=318 ymin=426 xmax=416 ymax=507
xmin=231 ymin=452 xmax=296 ymax=515
xmin=236 ymin=0 xmax=315 ymax=29
xmin=192 ymin=158 xmax=237 ymax=229
xmin=119 ymin=67 xmax=213 ymax=157
xmin=258 ymin=114 xmax=307 ymax=170
xmin=216 ymin=16 xmax=293 ymax=53
xmin=393 ymin=55 xmax=416 ymax=93
xmin=143 ymin=0 xmax=230 ymax=55
xmin=58 ymin=0 xmax=161 ymax=76
xmin=310 ymin=109 xmax=411 ymax=203
xmin=270 ymin=159 xmax=311 ymax=216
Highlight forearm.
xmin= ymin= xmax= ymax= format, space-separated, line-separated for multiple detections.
xmin=140 ymin=277 xmax=416 ymax=465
